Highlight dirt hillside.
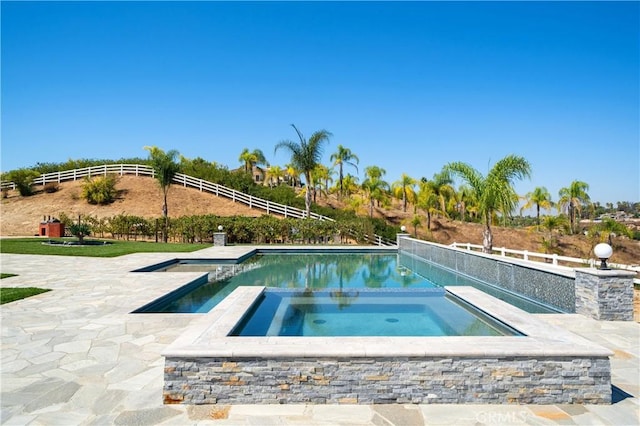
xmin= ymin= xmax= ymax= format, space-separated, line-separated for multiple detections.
xmin=1 ymin=175 xmax=639 ymax=266
xmin=0 ymin=176 xmax=265 ymax=236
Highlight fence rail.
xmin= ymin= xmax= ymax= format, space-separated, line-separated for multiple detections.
xmin=450 ymin=242 xmax=640 ymax=273
xmin=1 ymin=164 xmax=395 ymax=245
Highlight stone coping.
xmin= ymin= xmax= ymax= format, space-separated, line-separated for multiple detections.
xmin=162 ymin=286 xmax=613 ymax=359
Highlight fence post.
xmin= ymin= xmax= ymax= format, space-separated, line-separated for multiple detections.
xmin=500 ymin=247 xmax=506 ymax=257
xmin=552 ymin=254 xmax=558 ymax=265
xmin=523 ymin=250 xmax=528 ymax=261
xmin=466 ymin=243 xmax=471 ymax=251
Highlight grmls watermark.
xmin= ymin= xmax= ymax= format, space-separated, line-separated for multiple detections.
xmin=476 ymin=410 xmax=530 ymax=425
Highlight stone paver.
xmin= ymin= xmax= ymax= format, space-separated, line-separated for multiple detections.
xmin=1 ymin=248 xmax=638 ymax=425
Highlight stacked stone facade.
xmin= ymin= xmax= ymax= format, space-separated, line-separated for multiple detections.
xmin=575 ymin=269 xmax=635 ymax=321
xmin=164 ymin=356 xmax=611 ymax=405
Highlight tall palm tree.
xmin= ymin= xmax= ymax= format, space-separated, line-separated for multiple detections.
xmin=362 ymin=166 xmax=389 ymax=218
xmin=238 ymin=148 xmax=267 ymax=174
xmin=445 ymin=155 xmax=531 ymax=253
xmin=275 ymin=124 xmax=332 ymax=217
xmin=558 ymin=180 xmax=590 ymax=234
xmin=144 ymin=146 xmax=181 ymax=243
xmin=521 ymin=186 xmax=554 ymax=227
xmin=330 ymin=145 xmax=359 ymax=200
xmin=392 ymin=173 xmax=417 ymax=212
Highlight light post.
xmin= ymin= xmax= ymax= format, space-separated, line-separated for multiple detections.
xmin=593 ymin=243 xmax=613 ymax=270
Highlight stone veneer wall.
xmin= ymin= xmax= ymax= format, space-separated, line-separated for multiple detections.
xmin=398 ymin=237 xmax=576 ymax=312
xmin=164 ymin=356 xmax=611 ymax=405
xmin=575 ymin=269 xmax=635 ymax=321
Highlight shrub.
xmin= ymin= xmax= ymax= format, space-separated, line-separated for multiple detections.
xmin=81 ymin=175 xmax=118 ymax=204
xmin=43 ymin=182 xmax=59 ymax=193
xmin=6 ymin=168 xmax=40 ymax=196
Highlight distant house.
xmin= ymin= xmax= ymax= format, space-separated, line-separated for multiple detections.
xmin=232 ymin=165 xmax=299 ymax=187
xmin=231 ymin=165 xmax=267 ymax=184
xmin=597 ymin=211 xmax=632 ymax=221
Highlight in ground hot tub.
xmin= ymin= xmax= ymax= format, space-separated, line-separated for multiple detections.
xmin=162 ymin=286 xmax=612 ymax=405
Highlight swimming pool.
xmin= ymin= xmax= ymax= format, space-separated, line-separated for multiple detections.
xmin=134 ymin=251 xmax=558 ymax=313
xmin=230 ymin=289 xmax=522 ymax=337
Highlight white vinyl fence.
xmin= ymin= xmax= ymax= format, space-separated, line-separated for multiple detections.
xmin=1 ymin=164 xmax=396 ymax=246
xmin=450 ymin=242 xmax=640 ymax=274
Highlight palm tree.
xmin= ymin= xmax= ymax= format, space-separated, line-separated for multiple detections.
xmin=521 ymin=186 xmax=554 ymax=227
xmin=540 ymin=215 xmax=569 ymax=254
xmin=445 ymin=155 xmax=531 ymax=253
xmin=284 ymin=163 xmax=300 ymax=187
xmin=144 ymin=146 xmax=181 ymax=242
xmin=455 ymin=184 xmax=475 ymax=222
xmin=558 ymin=180 xmax=590 ymax=234
xmin=420 ymin=171 xmax=455 ymax=217
xmin=275 ymin=124 xmax=332 ymax=217
xmin=330 ymin=145 xmax=359 ymax=200
xmin=416 ymin=180 xmax=446 ymax=230
xmin=312 ymin=164 xmax=334 ymax=201
xmin=341 ymin=174 xmax=360 ymax=198
xmin=392 ymin=173 xmax=417 ymax=212
xmin=265 ymin=165 xmax=284 ymax=188
xmin=362 ymin=166 xmax=389 ymax=218
xmin=238 ymin=148 xmax=267 ymax=174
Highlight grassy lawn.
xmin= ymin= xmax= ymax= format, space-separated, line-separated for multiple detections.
xmin=0 ymin=287 xmax=51 ymax=304
xmin=0 ymin=238 xmax=206 ymax=257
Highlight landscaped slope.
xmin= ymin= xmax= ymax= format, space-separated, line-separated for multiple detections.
xmin=1 ymin=174 xmax=639 ymax=267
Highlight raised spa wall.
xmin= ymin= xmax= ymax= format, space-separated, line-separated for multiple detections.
xmin=162 ymin=286 xmax=612 ymax=405
xmin=398 ymin=235 xmax=635 ymax=321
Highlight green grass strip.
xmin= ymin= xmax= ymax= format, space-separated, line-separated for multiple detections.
xmin=0 ymin=287 xmax=51 ymax=304
xmin=1 ymin=273 xmax=17 ymax=279
xmin=0 ymin=238 xmax=205 ymax=258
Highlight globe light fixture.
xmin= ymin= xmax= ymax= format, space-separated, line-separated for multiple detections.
xmin=400 ymin=225 xmax=406 ymax=232
xmin=217 ymin=225 xmax=223 ymax=232
xmin=593 ymin=243 xmax=613 ymax=270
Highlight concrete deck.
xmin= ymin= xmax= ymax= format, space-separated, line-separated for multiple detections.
xmin=1 ymin=246 xmax=638 ymax=425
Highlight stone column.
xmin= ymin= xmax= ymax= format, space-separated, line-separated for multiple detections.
xmin=574 ymin=268 xmax=635 ymax=321
xmin=213 ymin=232 xmax=227 ymax=247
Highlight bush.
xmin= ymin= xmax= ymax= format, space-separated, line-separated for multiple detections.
xmin=5 ymin=168 xmax=40 ymax=196
xmin=81 ymin=175 xmax=118 ymax=204
xmin=43 ymin=182 xmax=59 ymax=193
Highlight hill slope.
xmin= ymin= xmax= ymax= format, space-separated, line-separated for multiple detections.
xmin=1 ymin=175 xmax=638 ymax=266
xmin=0 ymin=176 xmax=266 ymax=236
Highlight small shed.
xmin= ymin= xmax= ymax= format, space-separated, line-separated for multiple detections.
xmin=39 ymin=217 xmax=65 ymax=238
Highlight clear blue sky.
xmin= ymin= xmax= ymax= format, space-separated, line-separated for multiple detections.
xmin=2 ymin=1 xmax=638 ymax=206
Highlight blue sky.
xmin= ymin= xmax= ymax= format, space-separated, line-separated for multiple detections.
xmin=2 ymin=1 xmax=638 ymax=206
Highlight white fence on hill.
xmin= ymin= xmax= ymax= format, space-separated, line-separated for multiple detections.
xmin=1 ymin=164 xmax=396 ymax=246
xmin=450 ymin=242 xmax=640 ymax=274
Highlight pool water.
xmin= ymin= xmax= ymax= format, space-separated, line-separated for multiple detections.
xmin=135 ymin=252 xmax=558 ymax=314
xmin=230 ymin=289 xmax=521 ymax=337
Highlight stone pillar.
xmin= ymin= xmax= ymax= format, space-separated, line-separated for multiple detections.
xmin=574 ymin=268 xmax=635 ymax=321
xmin=213 ymin=232 xmax=227 ymax=247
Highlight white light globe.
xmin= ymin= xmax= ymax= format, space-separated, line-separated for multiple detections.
xmin=594 ymin=243 xmax=613 ymax=260
xmin=217 ymin=225 xmax=223 ymax=231
xmin=400 ymin=226 xmax=406 ymax=232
